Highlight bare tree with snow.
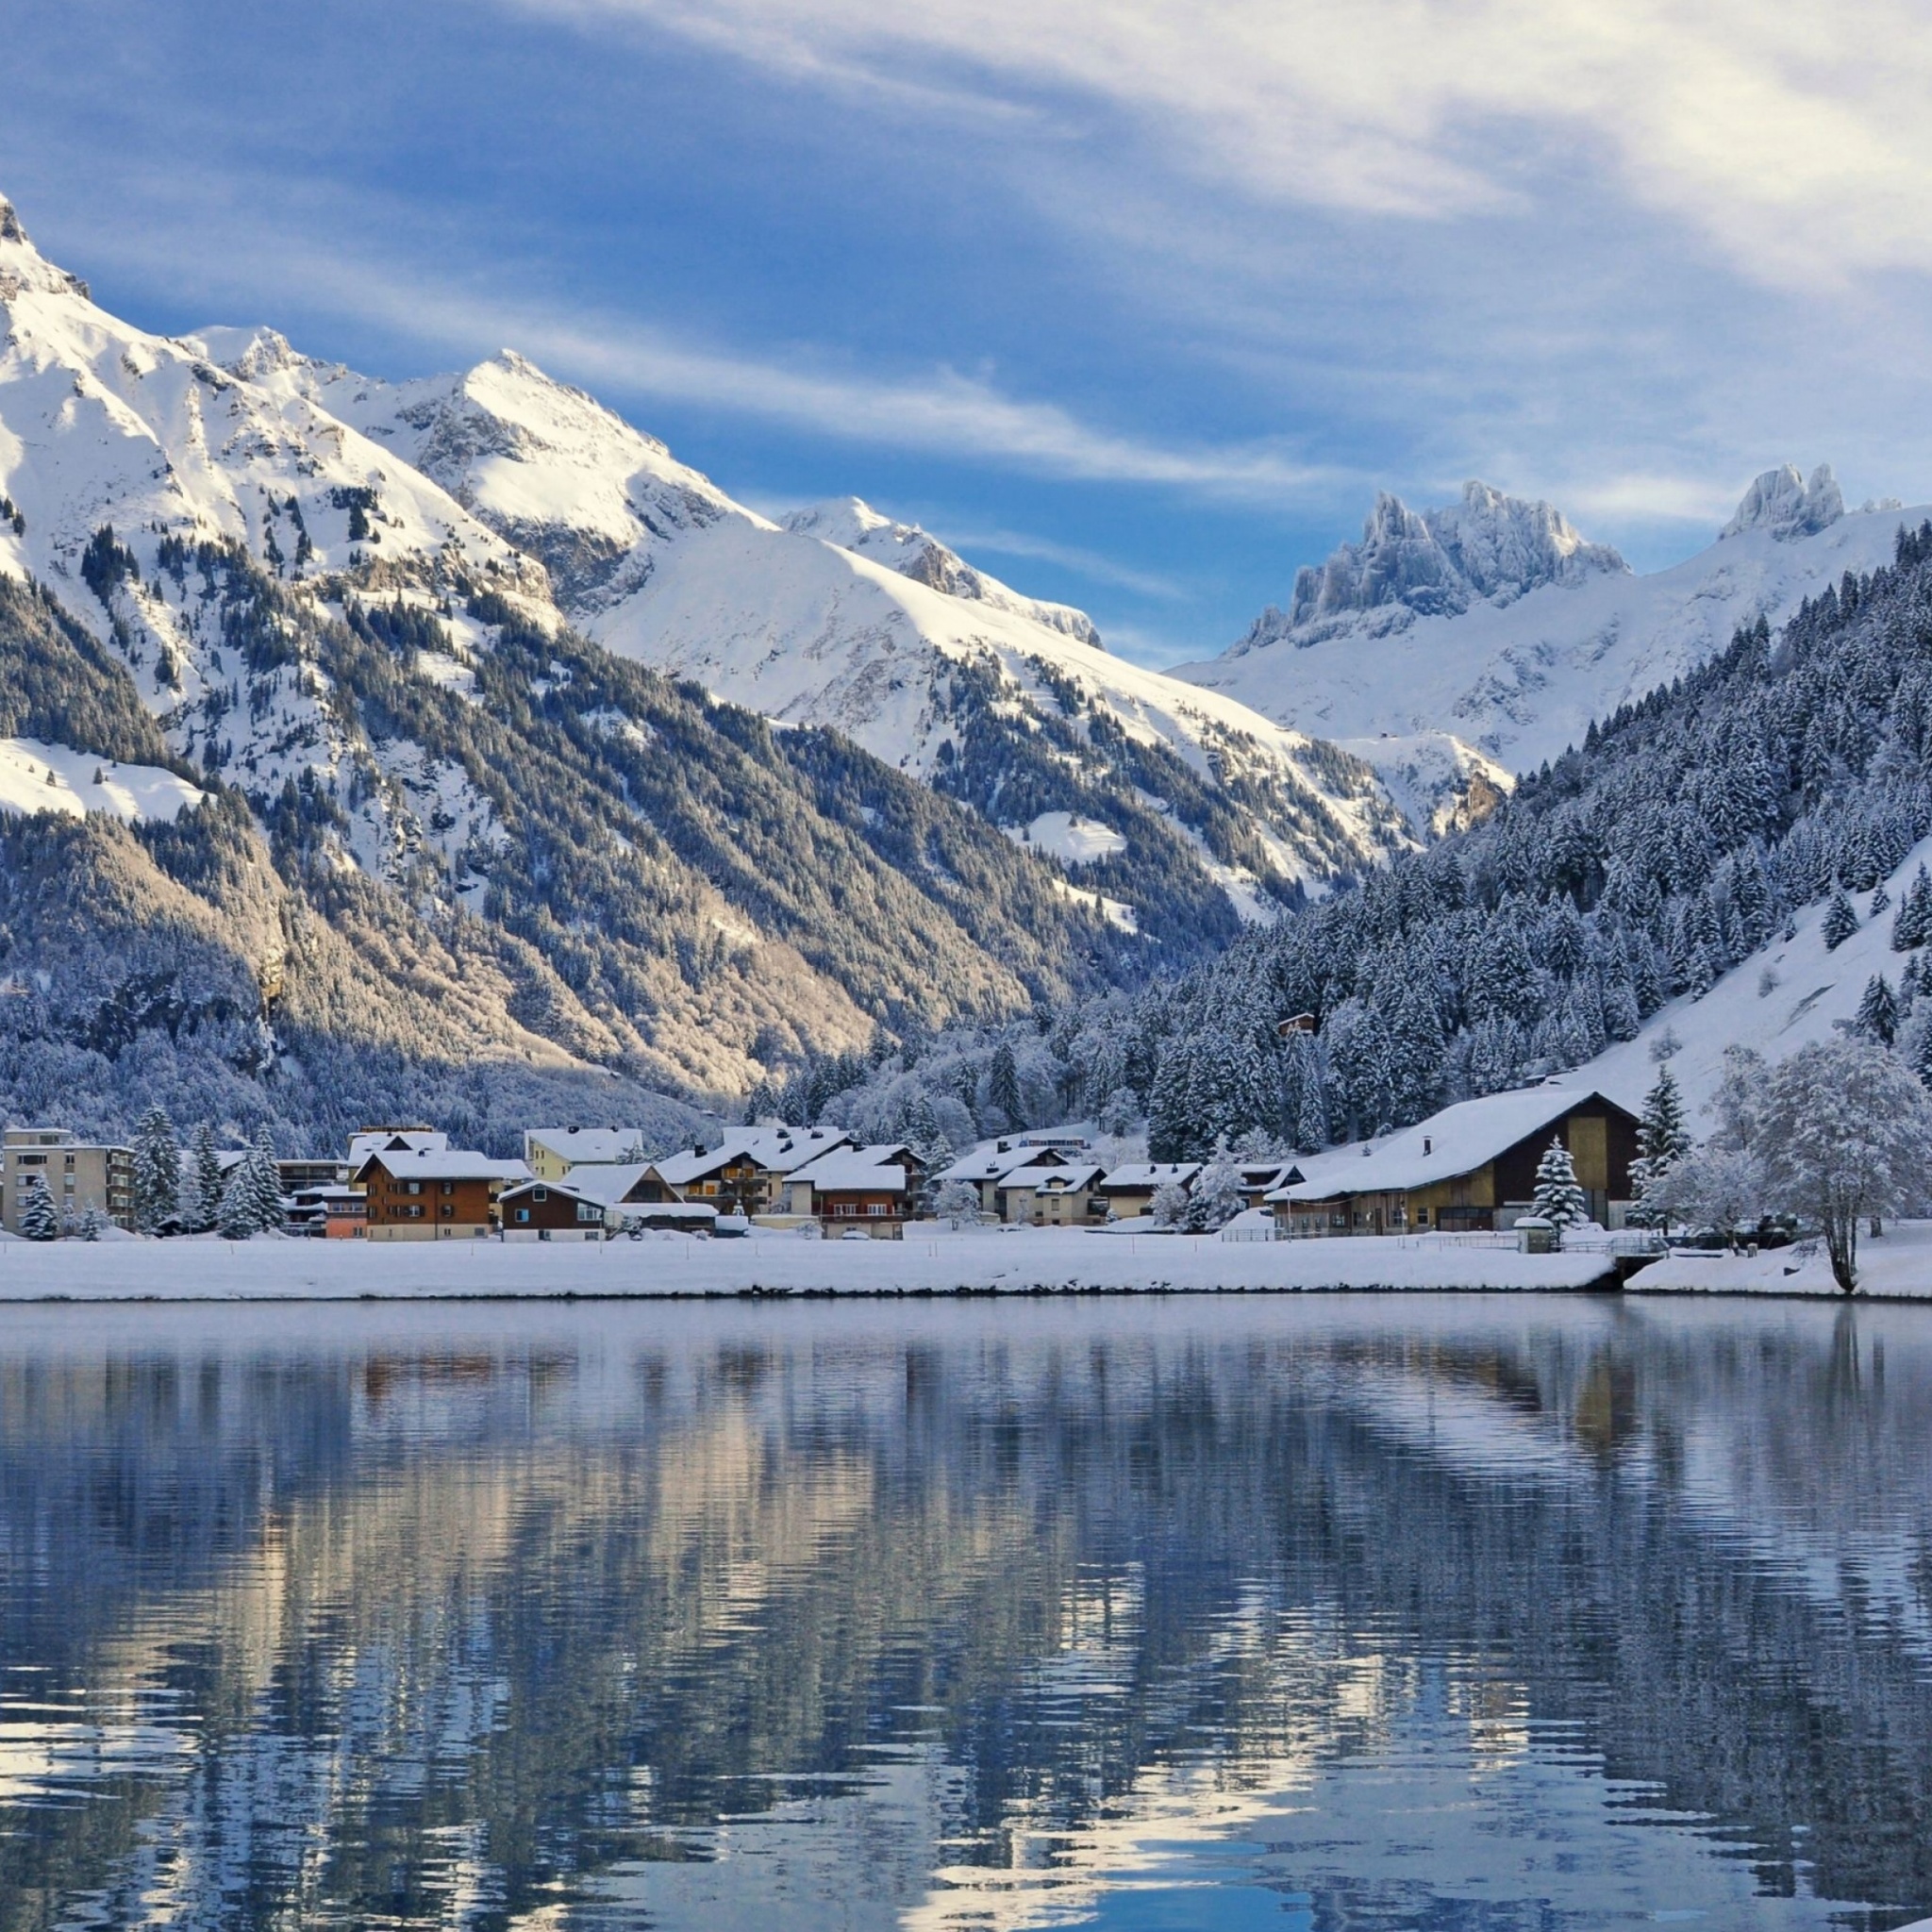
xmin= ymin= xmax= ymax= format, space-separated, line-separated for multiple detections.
xmin=1753 ymin=1038 xmax=1932 ymax=1292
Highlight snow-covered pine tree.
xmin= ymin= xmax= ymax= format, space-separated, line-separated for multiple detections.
xmin=1893 ymin=865 xmax=1932 ymax=950
xmin=1531 ymin=1139 xmax=1590 ymax=1228
xmin=248 ymin=1126 xmax=285 ymax=1233
xmin=18 ymin=1174 xmax=58 ymax=1241
xmin=79 ymin=1205 xmax=104 ymax=1241
xmin=1099 ymin=1086 xmax=1140 ymax=1137
xmin=1629 ymin=1062 xmax=1690 ymax=1230
xmin=1855 ymin=974 xmax=1901 ymax=1046
xmin=1823 ymin=889 xmax=1859 ymax=951
xmin=216 ymin=1163 xmax=260 ymax=1241
xmin=187 ymin=1123 xmax=224 ymax=1234
xmin=1185 ymin=1151 xmax=1244 ymax=1231
xmin=987 ymin=1041 xmax=1024 ymax=1134
xmin=131 ymin=1105 xmax=181 ymax=1234
xmin=1871 ymin=885 xmax=1891 ymax=917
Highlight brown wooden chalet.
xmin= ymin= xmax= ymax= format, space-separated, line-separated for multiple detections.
xmin=499 ymin=1163 xmax=716 ymax=1238
xmin=1267 ymin=1086 xmax=1639 ymax=1236
xmin=351 ymin=1147 xmax=530 ymax=1241
xmin=780 ymin=1143 xmax=926 ymax=1238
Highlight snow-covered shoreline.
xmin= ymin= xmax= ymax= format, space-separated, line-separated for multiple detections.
xmin=1623 ymin=1219 xmax=1932 ymax=1300
xmin=4 ymin=1224 xmax=1929 ymax=1303
xmin=0 ymin=1227 xmax=1619 ymax=1301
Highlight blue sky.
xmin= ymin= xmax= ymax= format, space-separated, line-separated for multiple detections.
xmin=6 ymin=0 xmax=1932 ymax=665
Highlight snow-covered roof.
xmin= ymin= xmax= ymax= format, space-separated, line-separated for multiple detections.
xmin=1004 ymin=1163 xmax=1103 ymax=1192
xmin=351 ymin=1149 xmax=531 ymax=1183
xmin=501 ymin=1166 xmax=714 ymax=1214
xmin=657 ymin=1124 xmax=850 ymax=1186
xmin=938 ymin=1140 xmax=1070 ymax=1183
xmin=1099 ymin=1163 xmax=1201 ymax=1191
xmin=1267 ymin=1086 xmax=1624 ymax=1203
xmin=787 ymin=1144 xmax=915 ymax=1193
xmin=525 ymin=1126 xmax=648 ymax=1166
xmin=348 ymin=1129 xmax=448 ymax=1164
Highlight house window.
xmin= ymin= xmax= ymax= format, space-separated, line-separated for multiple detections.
xmin=440 ymin=1204 xmax=454 ymax=1218
xmin=405 ymin=1205 xmax=423 ymax=1219
xmin=577 ymin=1204 xmax=601 ymax=1224
xmin=515 ymin=1208 xmax=530 ymax=1224
xmin=868 ymin=1202 xmax=887 ymax=1215
xmin=533 ymin=1188 xmax=549 ymax=1202
xmin=405 ymin=1180 xmax=423 ymax=1195
xmin=441 ymin=1181 xmax=455 ymax=1195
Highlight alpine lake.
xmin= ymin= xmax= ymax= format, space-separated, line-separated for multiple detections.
xmin=2 ymin=1291 xmax=1929 ymax=1930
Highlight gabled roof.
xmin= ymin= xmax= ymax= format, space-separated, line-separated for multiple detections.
xmin=1006 ymin=1162 xmax=1103 ymax=1192
xmin=787 ymin=1143 xmax=918 ymax=1193
xmin=509 ymin=1161 xmax=672 ymax=1208
xmin=352 ymin=1148 xmax=531 ymax=1184
xmin=657 ymin=1124 xmax=851 ymax=1187
xmin=1099 ymin=1162 xmax=1201 ymax=1191
xmin=501 ymin=1167 xmax=713 ymax=1214
xmin=1267 ymin=1085 xmax=1631 ymax=1203
xmin=348 ymin=1128 xmax=447 ymax=1164
xmin=525 ymin=1126 xmax=649 ymax=1166
xmin=938 ymin=1140 xmax=1069 ymax=1184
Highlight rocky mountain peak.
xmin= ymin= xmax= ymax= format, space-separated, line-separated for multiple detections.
xmin=1284 ymin=480 xmax=1626 ymax=632
xmin=0 ymin=192 xmax=91 ymax=301
xmin=1719 ymin=463 xmax=1844 ymax=542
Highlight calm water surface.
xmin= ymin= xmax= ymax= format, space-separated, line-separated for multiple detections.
xmin=1 ymin=1293 xmax=1929 ymax=1930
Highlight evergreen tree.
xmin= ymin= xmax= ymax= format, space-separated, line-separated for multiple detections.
xmin=1185 ymin=1150 xmax=1245 ymax=1231
xmin=1530 ymin=1138 xmax=1590 ymax=1228
xmin=905 ymin=1094 xmax=954 ymax=1174
xmin=17 ymin=1174 xmax=58 ymax=1241
xmin=186 ymin=1123 xmax=224 ymax=1234
xmin=79 ymin=1205 xmax=104 ymax=1241
xmin=1892 ymin=865 xmax=1932 ymax=950
xmin=248 ymin=1125 xmax=286 ymax=1233
xmin=1823 ymin=889 xmax=1859 ymax=951
xmin=1629 ymin=1063 xmax=1691 ymax=1229
xmin=987 ymin=1041 xmax=1024 ymax=1133
xmin=131 ymin=1105 xmax=181 ymax=1234
xmin=1871 ymin=885 xmax=1891 ymax=918
xmin=216 ymin=1163 xmax=260 ymax=1241
xmin=1855 ymin=973 xmax=1901 ymax=1046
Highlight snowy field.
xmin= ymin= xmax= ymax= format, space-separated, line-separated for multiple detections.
xmin=1625 ymin=1219 xmax=1932 ymax=1299
xmin=0 ymin=1227 xmax=1615 ymax=1301
xmin=0 ymin=738 xmax=205 ymax=823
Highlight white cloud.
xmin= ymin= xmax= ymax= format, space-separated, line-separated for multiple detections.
xmin=246 ymin=248 xmax=1338 ymax=499
xmin=924 ymin=525 xmax=1189 ymax=600
xmin=508 ymin=0 xmax=1932 ymax=287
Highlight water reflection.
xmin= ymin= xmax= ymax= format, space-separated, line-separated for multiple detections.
xmin=0 ymin=1295 xmax=1928 ymax=1929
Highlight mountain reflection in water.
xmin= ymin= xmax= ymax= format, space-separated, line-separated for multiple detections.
xmin=0 ymin=1294 xmax=1927 ymax=1930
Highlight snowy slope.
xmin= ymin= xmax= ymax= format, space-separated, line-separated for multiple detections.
xmin=214 ymin=325 xmax=1411 ymax=896
xmin=1176 ymin=469 xmax=1928 ymax=807
xmin=781 ymin=497 xmax=1101 ymax=645
xmin=1557 ymin=834 xmax=1932 ymax=1122
xmin=0 ymin=220 xmax=531 ymax=608
xmin=0 ymin=738 xmax=204 ymax=823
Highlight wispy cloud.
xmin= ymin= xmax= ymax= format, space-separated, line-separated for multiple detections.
xmin=229 ymin=242 xmax=1340 ymax=501
xmin=924 ymin=525 xmax=1189 ymax=601
xmin=507 ymin=0 xmax=1932 ymax=288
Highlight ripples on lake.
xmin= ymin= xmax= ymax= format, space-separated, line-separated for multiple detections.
xmin=0 ymin=1293 xmax=1927 ymax=1929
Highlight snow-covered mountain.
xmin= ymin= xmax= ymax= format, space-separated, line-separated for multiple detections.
xmin=198 ymin=318 xmax=1410 ymax=912
xmin=1174 ymin=468 xmax=1930 ymax=816
xmin=0 ymin=189 xmax=1434 ymax=1141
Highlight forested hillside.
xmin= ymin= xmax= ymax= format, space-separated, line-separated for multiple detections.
xmin=0 ymin=536 xmax=1156 ymax=1149
xmin=794 ymin=523 xmax=1932 ymax=1161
